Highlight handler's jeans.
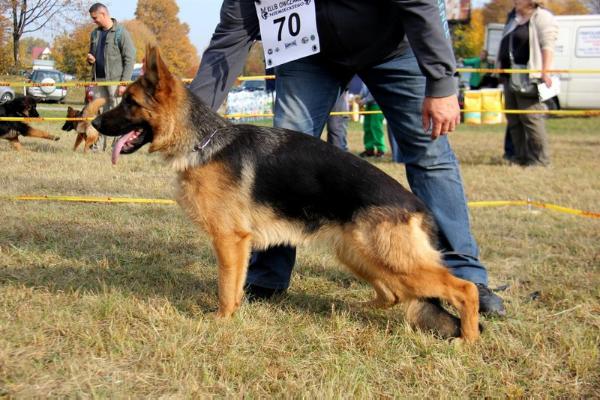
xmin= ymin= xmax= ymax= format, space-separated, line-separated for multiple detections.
xmin=247 ymin=50 xmax=489 ymax=289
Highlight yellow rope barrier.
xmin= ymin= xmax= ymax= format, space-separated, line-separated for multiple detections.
xmin=3 ymin=108 xmax=600 ymax=122
xmin=2 ymin=68 xmax=599 ymax=88
xmin=1 ymin=195 xmax=176 ymax=205
xmin=1 ymin=195 xmax=598 ymax=219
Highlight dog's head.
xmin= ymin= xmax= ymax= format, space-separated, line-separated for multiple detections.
xmin=62 ymin=106 xmax=82 ymax=131
xmin=5 ymin=96 xmax=39 ymax=118
xmin=92 ymin=45 xmax=182 ymax=164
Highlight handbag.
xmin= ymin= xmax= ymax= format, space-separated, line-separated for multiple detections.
xmin=508 ymin=31 xmax=539 ymax=97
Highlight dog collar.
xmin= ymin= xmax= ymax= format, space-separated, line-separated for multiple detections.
xmin=192 ymin=128 xmax=220 ymax=152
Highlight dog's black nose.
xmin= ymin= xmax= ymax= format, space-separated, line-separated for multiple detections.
xmin=91 ymin=117 xmax=102 ymax=131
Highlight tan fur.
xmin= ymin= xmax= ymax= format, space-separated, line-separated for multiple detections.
xmin=3 ymin=126 xmax=58 ymax=150
xmin=113 ymin=47 xmax=481 ymax=342
xmin=68 ymin=98 xmax=106 ymax=153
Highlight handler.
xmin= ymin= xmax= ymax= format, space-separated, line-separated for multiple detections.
xmin=190 ymin=0 xmax=506 ymax=317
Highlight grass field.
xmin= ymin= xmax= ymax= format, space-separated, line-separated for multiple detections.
xmin=1 ymin=110 xmax=599 ymax=398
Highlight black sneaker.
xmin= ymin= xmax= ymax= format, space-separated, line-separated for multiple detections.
xmin=244 ymin=284 xmax=285 ymax=302
xmin=359 ymin=149 xmax=375 ymax=158
xmin=476 ymin=284 xmax=506 ymax=316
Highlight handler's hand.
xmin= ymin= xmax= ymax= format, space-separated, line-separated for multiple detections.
xmin=422 ymin=95 xmax=461 ymax=140
xmin=117 ymin=85 xmax=127 ymax=96
xmin=87 ymin=53 xmax=96 ymax=64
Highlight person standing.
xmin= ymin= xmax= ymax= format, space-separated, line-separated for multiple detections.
xmin=497 ymin=0 xmax=558 ymax=166
xmin=358 ymin=83 xmax=386 ymax=158
xmin=326 ymin=88 xmax=350 ymax=151
xmin=87 ymin=2 xmax=136 ymax=150
xmin=190 ymin=0 xmax=505 ymax=317
xmin=461 ymin=49 xmax=491 ymax=90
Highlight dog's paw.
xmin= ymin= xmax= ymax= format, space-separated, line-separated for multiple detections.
xmin=405 ymin=299 xmax=461 ymax=339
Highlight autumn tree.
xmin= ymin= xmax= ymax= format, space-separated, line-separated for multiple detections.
xmin=53 ymin=23 xmax=94 ymax=79
xmin=18 ymin=37 xmax=49 ymax=67
xmin=0 ymin=13 xmax=11 ymax=73
xmin=453 ymin=8 xmax=486 ymax=58
xmin=135 ymin=0 xmax=198 ymax=77
xmin=244 ymin=42 xmax=265 ymax=76
xmin=545 ymin=0 xmax=590 ymax=14
xmin=123 ymin=19 xmax=157 ymax=63
xmin=481 ymin=0 xmax=512 ymax=25
xmin=482 ymin=0 xmax=590 ymax=25
xmin=0 ymin=0 xmax=93 ymax=68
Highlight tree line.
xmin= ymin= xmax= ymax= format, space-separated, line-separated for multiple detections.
xmin=0 ymin=0 xmax=199 ymax=79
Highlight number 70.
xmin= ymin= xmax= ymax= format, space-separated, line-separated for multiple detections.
xmin=273 ymin=13 xmax=301 ymax=41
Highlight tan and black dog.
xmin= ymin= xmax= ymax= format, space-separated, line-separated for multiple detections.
xmin=93 ymin=47 xmax=480 ymax=342
xmin=0 ymin=96 xmax=59 ymax=150
xmin=62 ymin=98 xmax=106 ymax=153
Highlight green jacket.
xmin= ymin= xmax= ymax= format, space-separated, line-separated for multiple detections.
xmin=462 ymin=57 xmax=489 ymax=89
xmin=89 ymin=19 xmax=136 ymax=81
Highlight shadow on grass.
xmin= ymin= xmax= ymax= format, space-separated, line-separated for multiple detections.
xmin=0 ymin=219 xmax=220 ymax=314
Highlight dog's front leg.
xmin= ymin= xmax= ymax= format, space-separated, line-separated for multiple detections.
xmin=8 ymin=137 xmax=23 ymax=151
xmin=212 ymin=231 xmax=252 ymax=318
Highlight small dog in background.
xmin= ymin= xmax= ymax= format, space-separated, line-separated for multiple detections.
xmin=62 ymin=98 xmax=106 ymax=153
xmin=0 ymin=96 xmax=59 ymax=150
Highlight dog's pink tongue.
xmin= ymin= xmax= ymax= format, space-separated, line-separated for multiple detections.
xmin=111 ymin=131 xmax=136 ymax=165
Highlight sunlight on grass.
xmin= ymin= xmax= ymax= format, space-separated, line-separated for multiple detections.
xmin=0 ymin=115 xmax=598 ymax=397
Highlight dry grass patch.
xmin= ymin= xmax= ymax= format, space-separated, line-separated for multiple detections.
xmin=0 ymin=115 xmax=598 ymax=398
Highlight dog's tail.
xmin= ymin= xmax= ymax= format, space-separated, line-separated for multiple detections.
xmin=82 ymin=98 xmax=107 ymax=117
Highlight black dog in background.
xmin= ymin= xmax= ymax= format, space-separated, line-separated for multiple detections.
xmin=0 ymin=96 xmax=59 ymax=150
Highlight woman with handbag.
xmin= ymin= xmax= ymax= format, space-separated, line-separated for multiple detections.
xmin=497 ymin=0 xmax=558 ymax=166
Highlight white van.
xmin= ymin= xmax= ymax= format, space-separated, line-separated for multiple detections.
xmin=484 ymin=14 xmax=600 ymax=109
xmin=553 ymin=15 xmax=600 ymax=109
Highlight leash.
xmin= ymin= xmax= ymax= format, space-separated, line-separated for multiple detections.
xmin=192 ymin=128 xmax=220 ymax=152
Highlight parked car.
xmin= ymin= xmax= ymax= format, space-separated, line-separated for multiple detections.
xmin=26 ymin=69 xmax=67 ymax=103
xmin=0 ymin=86 xmax=16 ymax=104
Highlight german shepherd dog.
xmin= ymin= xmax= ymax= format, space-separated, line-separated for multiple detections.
xmin=62 ymin=98 xmax=106 ymax=153
xmin=93 ymin=47 xmax=480 ymax=342
xmin=0 ymin=96 xmax=59 ymax=150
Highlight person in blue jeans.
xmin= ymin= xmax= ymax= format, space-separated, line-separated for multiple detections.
xmin=189 ymin=0 xmax=505 ymax=316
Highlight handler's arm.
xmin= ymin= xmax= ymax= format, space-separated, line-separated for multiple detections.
xmin=189 ymin=0 xmax=261 ymax=112
xmin=391 ymin=0 xmax=460 ymax=138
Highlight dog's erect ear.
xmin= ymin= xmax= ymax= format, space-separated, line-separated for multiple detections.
xmin=67 ymin=106 xmax=74 ymax=112
xmin=142 ymin=45 xmax=174 ymax=97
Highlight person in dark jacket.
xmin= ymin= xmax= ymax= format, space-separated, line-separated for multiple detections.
xmin=189 ymin=0 xmax=505 ymax=316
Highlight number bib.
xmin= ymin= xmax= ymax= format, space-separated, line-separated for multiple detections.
xmin=255 ymin=0 xmax=320 ymax=68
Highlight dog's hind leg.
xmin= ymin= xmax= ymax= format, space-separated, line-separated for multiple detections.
xmin=26 ymin=127 xmax=59 ymax=141
xmin=336 ymin=242 xmax=463 ymax=339
xmin=346 ymin=211 xmax=478 ymax=341
xmin=399 ymin=265 xmax=480 ymax=342
xmin=212 ymin=230 xmax=252 ymax=318
xmin=335 ymin=247 xmax=399 ymax=309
